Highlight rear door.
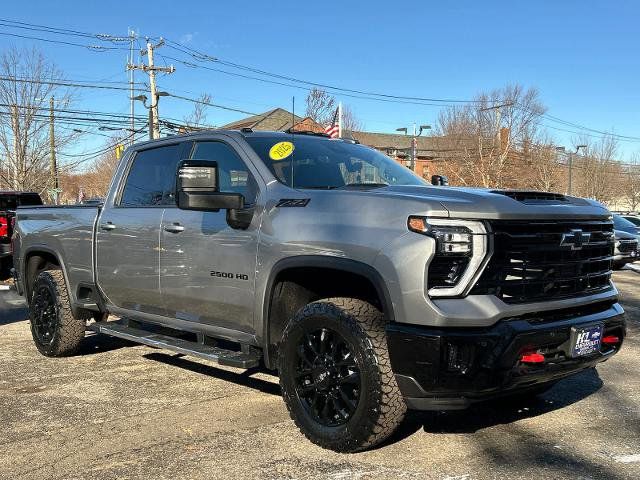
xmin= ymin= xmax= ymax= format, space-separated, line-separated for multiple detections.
xmin=160 ymin=138 xmax=262 ymax=334
xmin=96 ymin=142 xmax=186 ymax=316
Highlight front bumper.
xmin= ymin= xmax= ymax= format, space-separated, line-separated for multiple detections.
xmin=387 ymin=301 xmax=626 ymax=410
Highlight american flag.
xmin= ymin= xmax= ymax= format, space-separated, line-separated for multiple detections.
xmin=324 ymin=106 xmax=340 ymax=138
xmin=77 ymin=188 xmax=86 ymax=204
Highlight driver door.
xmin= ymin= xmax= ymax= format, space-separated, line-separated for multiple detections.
xmin=160 ymin=139 xmax=261 ymax=334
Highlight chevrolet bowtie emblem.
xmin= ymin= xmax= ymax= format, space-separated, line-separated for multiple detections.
xmin=560 ymin=229 xmax=591 ymax=250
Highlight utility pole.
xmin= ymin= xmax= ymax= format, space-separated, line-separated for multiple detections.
xmin=10 ymin=104 xmax=18 ymax=189
xmin=49 ymin=97 xmax=58 ymax=190
xmin=127 ymin=38 xmax=175 ymax=140
xmin=128 ymin=28 xmax=136 ymax=146
xmin=568 ymin=144 xmax=587 ymax=196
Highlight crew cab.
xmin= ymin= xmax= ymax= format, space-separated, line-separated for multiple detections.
xmin=12 ymin=130 xmax=626 ymax=452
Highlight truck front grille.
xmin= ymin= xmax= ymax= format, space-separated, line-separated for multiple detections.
xmin=618 ymin=239 xmax=638 ymax=254
xmin=470 ymin=219 xmax=614 ymax=304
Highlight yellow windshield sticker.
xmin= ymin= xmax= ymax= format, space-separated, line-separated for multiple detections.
xmin=269 ymin=141 xmax=295 ymax=161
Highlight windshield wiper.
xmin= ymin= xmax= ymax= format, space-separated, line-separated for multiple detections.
xmin=338 ymin=182 xmax=390 ymax=189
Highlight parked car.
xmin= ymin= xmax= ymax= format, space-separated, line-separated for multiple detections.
xmin=613 ymin=229 xmax=639 ymax=269
xmin=12 ymin=130 xmax=626 ymax=452
xmin=621 ymin=214 xmax=640 ymax=228
xmin=613 ymin=214 xmax=640 ymax=236
xmin=0 ymin=191 xmax=43 ymax=280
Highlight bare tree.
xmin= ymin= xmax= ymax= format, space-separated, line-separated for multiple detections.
xmin=0 ymin=46 xmax=77 ymax=197
xmin=524 ymin=136 xmax=567 ymax=192
xmin=182 ymin=93 xmax=212 ymax=130
xmin=341 ymin=105 xmax=363 ymax=133
xmin=436 ymin=84 xmax=547 ymax=188
xmin=572 ymin=135 xmax=621 ymax=204
xmin=305 ymin=88 xmax=336 ymax=125
xmin=620 ymin=158 xmax=640 ymax=211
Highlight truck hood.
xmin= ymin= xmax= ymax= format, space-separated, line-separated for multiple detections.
xmin=375 ymin=185 xmax=611 ymax=220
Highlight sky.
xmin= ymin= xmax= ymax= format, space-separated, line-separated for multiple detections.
xmin=0 ymin=0 xmax=638 ymax=162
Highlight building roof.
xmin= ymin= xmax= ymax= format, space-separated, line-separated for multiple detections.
xmin=221 ymin=108 xmax=324 ymax=132
xmin=221 ymin=108 xmax=477 ymax=159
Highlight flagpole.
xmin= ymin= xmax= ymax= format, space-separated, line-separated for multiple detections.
xmin=338 ymin=102 xmax=342 ymax=138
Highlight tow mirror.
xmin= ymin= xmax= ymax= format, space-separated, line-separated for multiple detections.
xmin=431 ymin=174 xmax=449 ymax=186
xmin=176 ymin=160 xmax=244 ymax=211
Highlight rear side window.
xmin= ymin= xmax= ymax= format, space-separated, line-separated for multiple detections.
xmin=0 ymin=195 xmax=17 ymax=210
xmin=18 ymin=193 xmax=43 ymax=206
xmin=120 ymin=144 xmax=180 ymax=206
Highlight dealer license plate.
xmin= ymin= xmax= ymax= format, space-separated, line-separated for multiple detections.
xmin=570 ymin=324 xmax=603 ymax=357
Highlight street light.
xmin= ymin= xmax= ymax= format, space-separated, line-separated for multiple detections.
xmin=418 ymin=125 xmax=431 ymax=136
xmin=132 ymin=92 xmax=170 ymax=139
xmin=397 ymin=124 xmax=431 ymax=171
xmin=557 ymin=144 xmax=587 ymax=195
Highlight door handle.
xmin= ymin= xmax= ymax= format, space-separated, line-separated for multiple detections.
xmin=100 ymin=222 xmax=116 ymax=231
xmin=164 ymin=223 xmax=185 ymax=233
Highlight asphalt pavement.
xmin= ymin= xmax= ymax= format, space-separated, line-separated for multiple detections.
xmin=0 ymin=272 xmax=639 ymax=480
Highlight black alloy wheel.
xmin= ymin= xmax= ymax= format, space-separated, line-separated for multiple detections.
xmin=29 ymin=270 xmax=88 ymax=357
xmin=294 ymin=327 xmax=361 ymax=427
xmin=31 ymin=283 xmax=58 ymax=346
xmin=278 ymin=298 xmax=406 ymax=452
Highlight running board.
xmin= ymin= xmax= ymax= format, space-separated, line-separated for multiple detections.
xmin=88 ymin=320 xmax=261 ymax=369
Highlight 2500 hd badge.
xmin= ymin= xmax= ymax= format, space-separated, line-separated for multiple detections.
xmin=210 ymin=270 xmax=249 ymax=281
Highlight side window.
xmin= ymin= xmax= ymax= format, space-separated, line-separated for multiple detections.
xmin=120 ymin=144 xmax=180 ymax=207
xmin=191 ymin=141 xmax=258 ymax=203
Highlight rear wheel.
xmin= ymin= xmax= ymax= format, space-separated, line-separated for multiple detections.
xmin=278 ymin=298 xmax=406 ymax=452
xmin=29 ymin=270 xmax=88 ymax=356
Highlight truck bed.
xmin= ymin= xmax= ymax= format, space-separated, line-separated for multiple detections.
xmin=15 ymin=205 xmax=100 ymax=294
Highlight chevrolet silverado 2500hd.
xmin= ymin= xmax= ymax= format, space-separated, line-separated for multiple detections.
xmin=12 ymin=130 xmax=626 ymax=452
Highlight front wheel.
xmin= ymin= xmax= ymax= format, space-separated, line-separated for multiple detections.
xmin=29 ymin=270 xmax=88 ymax=356
xmin=278 ymin=298 xmax=406 ymax=452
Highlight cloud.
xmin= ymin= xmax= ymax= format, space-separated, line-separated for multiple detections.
xmin=180 ymin=32 xmax=197 ymax=44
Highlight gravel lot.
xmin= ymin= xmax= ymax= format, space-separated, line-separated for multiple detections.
xmin=0 ymin=271 xmax=639 ymax=480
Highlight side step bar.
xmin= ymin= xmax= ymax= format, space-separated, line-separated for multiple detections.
xmin=88 ymin=320 xmax=261 ymax=369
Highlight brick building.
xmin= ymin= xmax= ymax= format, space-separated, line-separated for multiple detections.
xmin=221 ymin=108 xmax=465 ymax=180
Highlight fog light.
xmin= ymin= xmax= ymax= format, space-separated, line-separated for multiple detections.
xmin=520 ymin=352 xmax=545 ymax=364
xmin=602 ymin=335 xmax=620 ymax=345
xmin=446 ymin=342 xmax=474 ymax=374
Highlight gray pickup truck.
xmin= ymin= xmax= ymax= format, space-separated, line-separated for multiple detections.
xmin=12 ymin=130 xmax=626 ymax=452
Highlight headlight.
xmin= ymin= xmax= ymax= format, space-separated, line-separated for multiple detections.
xmin=408 ymin=216 xmax=490 ymax=298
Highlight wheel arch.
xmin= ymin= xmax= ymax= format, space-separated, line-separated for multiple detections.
xmin=261 ymin=256 xmax=395 ymax=369
xmin=22 ymin=246 xmax=90 ymax=317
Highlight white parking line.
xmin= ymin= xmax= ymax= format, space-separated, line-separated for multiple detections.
xmin=613 ymin=454 xmax=640 ymax=463
xmin=623 ymin=263 xmax=640 ymax=273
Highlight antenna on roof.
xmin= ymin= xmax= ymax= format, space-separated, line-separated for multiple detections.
xmin=290 ymin=96 xmax=295 ymax=188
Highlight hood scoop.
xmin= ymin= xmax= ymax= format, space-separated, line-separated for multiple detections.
xmin=491 ymin=190 xmax=568 ymax=203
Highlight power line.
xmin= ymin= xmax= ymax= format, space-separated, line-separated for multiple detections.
xmin=0 ymin=31 xmax=125 ymax=51
xmin=0 ymin=75 xmax=146 ymax=91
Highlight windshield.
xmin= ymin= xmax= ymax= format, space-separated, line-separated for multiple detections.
xmin=613 ymin=214 xmax=638 ymax=230
xmin=623 ymin=215 xmax=640 ymax=227
xmin=244 ymin=135 xmax=427 ymax=189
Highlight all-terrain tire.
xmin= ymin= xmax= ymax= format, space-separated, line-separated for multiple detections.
xmin=29 ymin=270 xmax=88 ymax=357
xmin=278 ymin=297 xmax=406 ymax=452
